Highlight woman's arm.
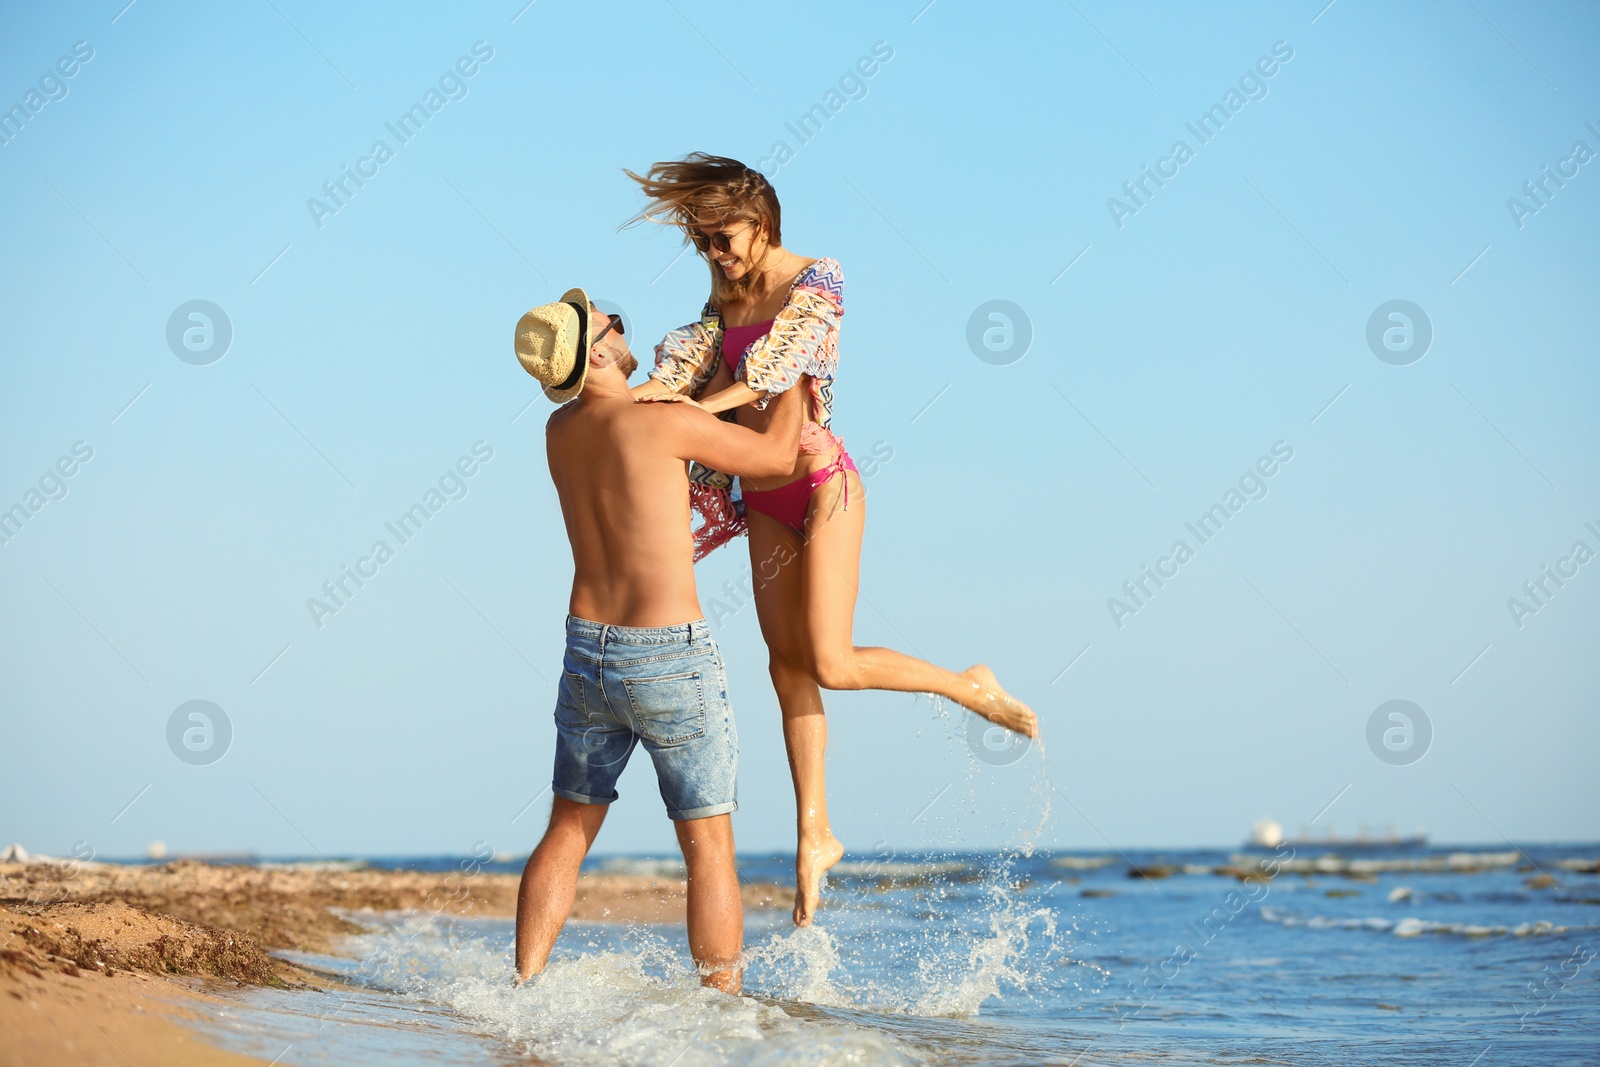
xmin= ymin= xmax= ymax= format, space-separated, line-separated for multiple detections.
xmin=637 ymin=378 xmax=758 ymax=411
xmin=637 ymin=381 xmax=761 ymax=411
xmin=692 ymin=381 xmax=766 ymax=413
xmin=639 ymin=345 xmax=749 ymax=408
xmin=636 ymin=318 xmax=716 ymax=400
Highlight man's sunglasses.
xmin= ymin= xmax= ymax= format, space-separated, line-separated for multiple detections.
xmin=689 ymin=222 xmax=753 ymax=255
xmin=592 ymin=312 xmax=624 ymax=345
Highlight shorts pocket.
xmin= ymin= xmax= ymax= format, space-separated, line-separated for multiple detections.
xmin=621 ymin=669 xmax=708 ymax=746
xmin=555 ymin=670 xmax=589 ymax=728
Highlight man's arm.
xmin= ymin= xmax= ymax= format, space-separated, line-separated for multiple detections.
xmin=660 ymin=387 xmax=802 ymax=478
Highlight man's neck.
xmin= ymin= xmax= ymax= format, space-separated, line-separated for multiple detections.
xmin=579 ymin=372 xmax=629 ymax=402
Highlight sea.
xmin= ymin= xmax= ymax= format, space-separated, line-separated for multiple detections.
xmin=177 ymin=843 xmax=1599 ymax=1066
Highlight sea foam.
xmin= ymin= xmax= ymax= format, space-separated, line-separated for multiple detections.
xmin=328 ymin=854 xmax=1079 ymax=1066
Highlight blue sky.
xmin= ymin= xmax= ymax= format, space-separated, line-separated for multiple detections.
xmin=2 ymin=0 xmax=1596 ymax=861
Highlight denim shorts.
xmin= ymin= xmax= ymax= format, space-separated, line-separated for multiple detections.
xmin=551 ymin=616 xmax=738 ymax=821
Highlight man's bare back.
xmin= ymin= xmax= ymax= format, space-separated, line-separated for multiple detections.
xmin=545 ymin=342 xmax=801 ymax=628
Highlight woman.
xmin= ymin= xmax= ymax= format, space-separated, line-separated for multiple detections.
xmin=628 ymin=155 xmax=1037 ymax=926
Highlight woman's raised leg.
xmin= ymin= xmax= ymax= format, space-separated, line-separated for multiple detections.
xmin=747 ymin=510 xmax=844 ymax=927
xmin=799 ymin=472 xmax=1037 ymax=735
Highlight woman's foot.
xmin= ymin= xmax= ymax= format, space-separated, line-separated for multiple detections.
xmin=954 ymin=665 xmax=1039 ymax=738
xmin=793 ymin=831 xmax=845 ymax=927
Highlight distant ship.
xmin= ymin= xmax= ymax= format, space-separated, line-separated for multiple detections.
xmin=1249 ymin=818 xmax=1427 ymax=850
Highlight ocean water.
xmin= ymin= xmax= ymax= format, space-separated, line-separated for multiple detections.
xmin=183 ymin=844 xmax=1599 ymax=1066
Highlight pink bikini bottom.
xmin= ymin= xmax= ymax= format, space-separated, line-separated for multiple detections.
xmin=742 ymin=439 xmax=856 ymax=534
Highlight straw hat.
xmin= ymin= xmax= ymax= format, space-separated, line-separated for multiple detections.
xmin=515 ymin=287 xmax=593 ymax=402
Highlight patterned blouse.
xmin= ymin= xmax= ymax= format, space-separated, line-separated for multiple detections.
xmin=650 ymin=257 xmax=844 ymax=429
xmin=649 ymin=257 xmax=845 ymax=559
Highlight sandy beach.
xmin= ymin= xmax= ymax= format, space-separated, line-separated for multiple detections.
xmin=0 ymin=857 xmax=785 ymax=1065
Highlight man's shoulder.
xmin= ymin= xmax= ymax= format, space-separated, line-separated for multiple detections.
xmin=552 ymin=397 xmax=686 ymax=446
xmin=549 ymin=398 xmax=620 ymax=454
xmin=617 ymin=398 xmax=690 ymax=441
xmin=546 ymin=397 xmax=580 ymax=422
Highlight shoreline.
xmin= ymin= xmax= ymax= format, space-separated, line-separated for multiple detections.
xmin=0 ymin=858 xmax=786 ymax=1065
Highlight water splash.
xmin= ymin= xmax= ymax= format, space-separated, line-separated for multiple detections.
xmin=744 ymin=854 xmax=1083 ymax=1018
xmin=340 ymin=917 xmax=917 ymax=1066
xmin=919 ymin=688 xmax=1057 ymax=855
xmin=317 ymin=849 xmax=1089 ymax=1066
xmin=1022 ymin=735 xmax=1054 ymax=856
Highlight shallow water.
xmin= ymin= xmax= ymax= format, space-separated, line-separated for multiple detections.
xmin=184 ymin=845 xmax=1599 ymax=1066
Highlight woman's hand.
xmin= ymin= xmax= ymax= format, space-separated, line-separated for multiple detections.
xmin=630 ymin=377 xmax=671 ymax=399
xmin=636 ymin=392 xmax=705 ymax=410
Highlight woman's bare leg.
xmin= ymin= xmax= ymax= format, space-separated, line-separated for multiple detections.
xmin=748 ymin=511 xmax=844 ymax=927
xmin=745 ymin=470 xmax=1037 ymax=928
xmin=800 ymin=472 xmax=1039 ymax=735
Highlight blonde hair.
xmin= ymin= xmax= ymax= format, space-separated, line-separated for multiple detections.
xmin=624 ymin=154 xmax=782 ymax=305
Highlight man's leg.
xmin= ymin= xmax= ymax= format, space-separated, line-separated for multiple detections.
xmin=514 ymin=797 xmax=607 ymax=982
xmin=673 ymin=813 xmax=743 ymax=993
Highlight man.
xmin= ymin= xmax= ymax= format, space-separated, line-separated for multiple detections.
xmin=511 ymin=288 xmax=800 ymax=992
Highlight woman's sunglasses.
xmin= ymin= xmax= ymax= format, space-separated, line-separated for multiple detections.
xmin=689 ymin=222 xmax=753 ymax=255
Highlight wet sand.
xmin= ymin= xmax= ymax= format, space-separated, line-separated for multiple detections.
xmin=0 ymin=857 xmax=785 ymax=1065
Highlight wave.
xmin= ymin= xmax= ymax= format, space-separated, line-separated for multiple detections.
xmin=830 ymin=860 xmax=969 ymax=879
xmin=326 ymin=859 xmax=1082 ymax=1066
xmin=1259 ymin=906 xmax=1569 ymax=939
xmin=455 ymin=934 xmax=914 ymax=1066
xmin=594 ymin=857 xmax=688 ymax=878
xmin=1248 ymin=850 xmax=1523 ymax=876
xmin=257 ymin=859 xmax=370 ymax=872
xmin=742 ymin=878 xmax=1080 ymax=1018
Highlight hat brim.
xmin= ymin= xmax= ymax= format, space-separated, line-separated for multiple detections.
xmin=543 ymin=286 xmax=593 ymax=402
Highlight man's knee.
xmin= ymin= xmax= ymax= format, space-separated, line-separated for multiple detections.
xmin=549 ymin=796 xmax=595 ymax=823
xmin=676 ymin=813 xmax=735 ymax=860
xmin=543 ymin=797 xmax=605 ymax=842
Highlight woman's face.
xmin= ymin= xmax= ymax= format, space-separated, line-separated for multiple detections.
xmin=693 ymin=218 xmax=766 ymax=281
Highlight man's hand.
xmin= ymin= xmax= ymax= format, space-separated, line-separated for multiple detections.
xmin=636 ymin=393 xmax=705 ymax=410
